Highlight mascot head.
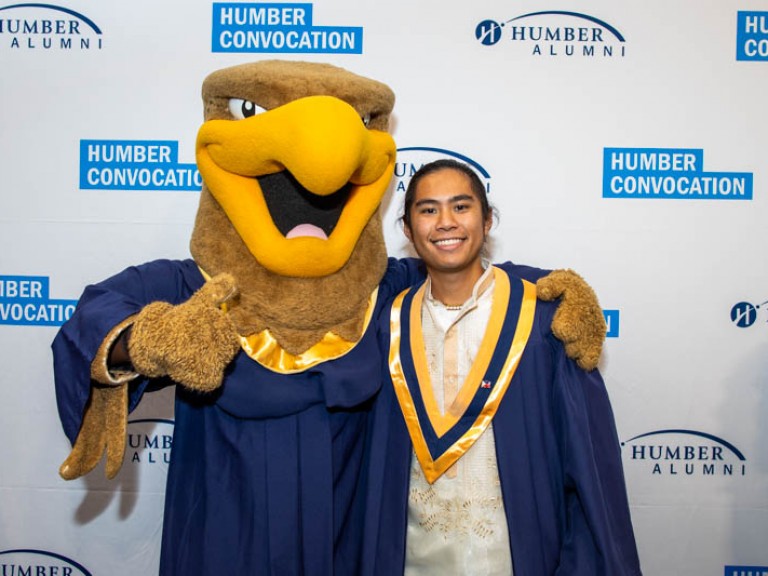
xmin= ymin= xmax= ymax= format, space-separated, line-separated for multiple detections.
xmin=193 ymin=60 xmax=396 ymax=278
xmin=190 ymin=60 xmax=397 ymax=353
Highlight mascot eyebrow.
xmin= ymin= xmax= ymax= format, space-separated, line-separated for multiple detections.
xmin=52 ymin=60 xmax=606 ymax=575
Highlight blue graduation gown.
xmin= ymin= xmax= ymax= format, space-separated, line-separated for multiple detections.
xmin=52 ymin=257 xmax=423 ymax=576
xmin=362 ymin=264 xmax=642 ymax=575
xmin=52 ymin=258 xmax=553 ymax=575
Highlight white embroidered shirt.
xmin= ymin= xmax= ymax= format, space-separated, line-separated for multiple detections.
xmin=405 ymin=266 xmax=513 ymax=576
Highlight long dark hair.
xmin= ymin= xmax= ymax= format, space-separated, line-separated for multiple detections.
xmin=401 ymin=159 xmax=492 ymax=230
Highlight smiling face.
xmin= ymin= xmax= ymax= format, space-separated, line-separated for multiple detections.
xmin=404 ymin=168 xmax=492 ymax=284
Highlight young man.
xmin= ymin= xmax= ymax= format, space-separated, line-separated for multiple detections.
xmin=362 ymin=160 xmax=642 ymax=575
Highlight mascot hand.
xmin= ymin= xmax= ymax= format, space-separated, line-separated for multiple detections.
xmin=537 ymin=269 xmax=606 ymax=371
xmin=59 ymin=384 xmax=128 ymax=480
xmin=128 ymin=273 xmax=241 ymax=392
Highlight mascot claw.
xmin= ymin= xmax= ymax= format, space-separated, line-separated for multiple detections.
xmin=59 ymin=384 xmax=128 ymax=480
xmin=537 ymin=269 xmax=607 ymax=371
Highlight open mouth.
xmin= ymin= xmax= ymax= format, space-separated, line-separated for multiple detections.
xmin=259 ymin=171 xmax=351 ymax=240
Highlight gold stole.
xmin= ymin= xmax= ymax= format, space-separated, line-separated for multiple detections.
xmin=388 ymin=267 xmax=536 ymax=483
xmin=200 ymin=267 xmax=378 ymax=374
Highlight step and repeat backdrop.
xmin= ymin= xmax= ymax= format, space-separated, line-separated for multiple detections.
xmin=1 ymin=1 xmax=766 ymax=574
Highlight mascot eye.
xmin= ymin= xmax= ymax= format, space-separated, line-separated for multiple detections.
xmin=228 ymin=98 xmax=266 ymax=120
xmin=361 ymin=113 xmax=371 ymax=127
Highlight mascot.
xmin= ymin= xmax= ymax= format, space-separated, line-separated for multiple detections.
xmin=52 ymin=60 xmax=606 ymax=575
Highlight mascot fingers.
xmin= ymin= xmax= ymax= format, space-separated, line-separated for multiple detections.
xmin=128 ymin=273 xmax=241 ymax=392
xmin=537 ymin=269 xmax=607 ymax=371
xmin=59 ymin=384 xmax=128 ymax=480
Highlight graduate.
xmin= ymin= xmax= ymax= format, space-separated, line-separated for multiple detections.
xmin=363 ymin=160 xmax=642 ymax=575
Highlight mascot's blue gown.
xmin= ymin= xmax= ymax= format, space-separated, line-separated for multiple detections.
xmin=54 ymin=257 xmax=435 ymax=575
xmin=361 ymin=264 xmax=642 ymax=576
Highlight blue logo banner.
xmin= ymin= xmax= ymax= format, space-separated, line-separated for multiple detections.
xmin=212 ymin=3 xmax=362 ymax=53
xmin=80 ymin=140 xmax=201 ymax=191
xmin=603 ymin=148 xmax=753 ymax=200
xmin=0 ymin=275 xmax=76 ymax=326
xmin=603 ymin=309 xmax=620 ymax=338
xmin=736 ymin=12 xmax=768 ymax=61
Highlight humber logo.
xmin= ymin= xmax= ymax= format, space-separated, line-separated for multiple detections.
xmin=0 ymin=549 xmax=92 ymax=575
xmin=80 ymin=140 xmax=202 ymax=191
xmin=126 ymin=418 xmax=174 ymax=467
xmin=475 ymin=11 xmax=625 ymax=58
xmin=731 ymin=300 xmax=768 ymax=328
xmin=623 ymin=429 xmax=747 ymax=477
xmin=736 ymin=11 xmax=768 ymax=61
xmin=212 ymin=2 xmax=363 ymax=54
xmin=394 ymin=147 xmax=492 ymax=194
xmin=603 ymin=148 xmax=753 ymax=200
xmin=0 ymin=3 xmax=102 ymax=50
xmin=0 ymin=275 xmax=76 ymax=326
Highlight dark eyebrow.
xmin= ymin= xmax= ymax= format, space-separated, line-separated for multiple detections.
xmin=413 ymin=194 xmax=476 ymax=207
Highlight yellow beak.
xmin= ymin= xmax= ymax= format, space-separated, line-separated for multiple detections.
xmin=196 ymin=95 xmax=396 ymax=277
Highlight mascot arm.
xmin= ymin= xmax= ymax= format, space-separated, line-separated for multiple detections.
xmin=502 ymin=263 xmax=606 ymax=371
xmin=54 ymin=260 xmax=240 ymax=480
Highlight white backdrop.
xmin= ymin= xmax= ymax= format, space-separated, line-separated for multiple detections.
xmin=1 ymin=1 xmax=766 ymax=575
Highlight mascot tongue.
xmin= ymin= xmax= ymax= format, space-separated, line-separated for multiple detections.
xmin=286 ymin=223 xmax=328 ymax=239
xmin=257 ymin=172 xmax=346 ymax=242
